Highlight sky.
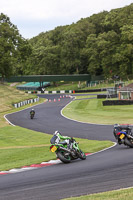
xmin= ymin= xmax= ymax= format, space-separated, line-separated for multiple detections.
xmin=0 ymin=0 xmax=133 ymax=39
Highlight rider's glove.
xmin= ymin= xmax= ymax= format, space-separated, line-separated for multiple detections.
xmin=70 ymin=137 xmax=74 ymax=142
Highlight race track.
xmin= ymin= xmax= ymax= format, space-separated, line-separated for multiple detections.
xmin=1 ymin=94 xmax=133 ymax=200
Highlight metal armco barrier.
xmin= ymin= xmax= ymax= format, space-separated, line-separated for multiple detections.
xmin=13 ymin=97 xmax=39 ymax=108
xmin=27 ymin=90 xmax=72 ymax=94
xmin=27 ymin=88 xmax=107 ymax=94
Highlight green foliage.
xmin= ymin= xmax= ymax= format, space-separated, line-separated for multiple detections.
xmin=26 ymin=3 xmax=133 ymax=79
xmin=1 ymin=4 xmax=133 ymax=79
xmin=0 ymin=13 xmax=32 ymax=79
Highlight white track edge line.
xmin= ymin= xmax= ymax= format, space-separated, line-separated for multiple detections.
xmin=0 ymin=143 xmax=116 ymax=175
xmin=61 ymin=96 xmax=112 ymax=126
xmin=86 ymin=142 xmax=117 ymax=157
xmin=4 ymin=101 xmax=46 ymax=126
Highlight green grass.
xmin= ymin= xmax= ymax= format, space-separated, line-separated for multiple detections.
xmin=62 ymin=98 xmax=133 ymax=125
xmin=46 ymin=82 xmax=84 ymax=91
xmin=45 ymin=80 xmax=132 ymax=92
xmin=45 ymin=81 xmax=114 ymax=91
xmin=0 ymin=126 xmax=51 ymax=147
xmin=0 ymin=126 xmax=113 ymax=171
xmin=62 ymin=187 xmax=133 ymax=200
xmin=0 ymin=126 xmax=51 ymax=171
xmin=0 ymin=146 xmax=51 ymax=171
xmin=0 ymin=82 xmax=132 ymax=199
xmin=0 ymin=83 xmax=44 ymax=127
xmin=75 ymin=95 xmax=97 ymax=99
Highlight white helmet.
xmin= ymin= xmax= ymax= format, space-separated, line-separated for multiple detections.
xmin=114 ymin=124 xmax=119 ymax=127
xmin=54 ymin=130 xmax=59 ymax=136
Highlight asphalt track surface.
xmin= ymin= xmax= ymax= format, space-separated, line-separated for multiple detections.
xmin=1 ymin=94 xmax=133 ymax=200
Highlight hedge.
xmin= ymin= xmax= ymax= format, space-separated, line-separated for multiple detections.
xmin=103 ymin=100 xmax=133 ymax=106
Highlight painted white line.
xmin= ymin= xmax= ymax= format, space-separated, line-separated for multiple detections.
xmin=9 ymin=167 xmax=37 ymax=173
xmin=46 ymin=160 xmax=62 ymax=164
xmin=4 ymin=101 xmax=46 ymax=126
xmin=0 ymin=143 xmax=116 ymax=175
xmin=61 ymin=97 xmax=112 ymax=126
xmin=4 ymin=115 xmax=15 ymax=126
xmin=2 ymin=95 xmax=117 ymax=176
xmin=0 ymin=160 xmax=61 ymax=175
xmin=86 ymin=142 xmax=117 ymax=157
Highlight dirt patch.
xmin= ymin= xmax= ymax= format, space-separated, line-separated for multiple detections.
xmin=10 ymin=83 xmax=18 ymax=87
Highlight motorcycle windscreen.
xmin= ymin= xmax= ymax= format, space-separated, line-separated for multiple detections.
xmin=50 ymin=135 xmax=58 ymax=144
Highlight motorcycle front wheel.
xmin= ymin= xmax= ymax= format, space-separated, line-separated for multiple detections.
xmin=30 ymin=115 xmax=33 ymax=119
xmin=78 ymin=150 xmax=86 ymax=160
xmin=57 ymin=151 xmax=71 ymax=163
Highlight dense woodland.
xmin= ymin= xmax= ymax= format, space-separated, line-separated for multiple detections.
xmin=0 ymin=3 xmax=133 ymax=80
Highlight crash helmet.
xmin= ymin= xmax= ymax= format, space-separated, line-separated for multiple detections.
xmin=54 ymin=130 xmax=59 ymax=136
xmin=114 ymin=124 xmax=119 ymax=128
xmin=54 ymin=130 xmax=61 ymax=136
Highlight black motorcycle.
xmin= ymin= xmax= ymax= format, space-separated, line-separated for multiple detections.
xmin=30 ymin=109 xmax=35 ymax=119
xmin=113 ymin=124 xmax=133 ymax=148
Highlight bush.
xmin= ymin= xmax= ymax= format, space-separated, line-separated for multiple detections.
xmin=103 ymin=100 xmax=133 ymax=106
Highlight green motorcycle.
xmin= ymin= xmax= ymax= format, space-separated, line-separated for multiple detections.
xmin=50 ymin=136 xmax=86 ymax=163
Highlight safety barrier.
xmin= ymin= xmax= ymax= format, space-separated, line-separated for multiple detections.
xmin=27 ymin=88 xmax=107 ymax=94
xmin=103 ymin=100 xmax=133 ymax=106
xmin=27 ymin=90 xmax=72 ymax=94
xmin=13 ymin=97 xmax=39 ymax=108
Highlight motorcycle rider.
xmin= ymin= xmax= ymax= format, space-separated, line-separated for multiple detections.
xmin=113 ymin=124 xmax=132 ymax=144
xmin=50 ymin=131 xmax=74 ymax=149
xmin=113 ymin=124 xmax=123 ymax=144
xmin=30 ymin=108 xmax=35 ymax=116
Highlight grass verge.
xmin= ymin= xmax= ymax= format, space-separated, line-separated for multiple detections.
xmin=0 ymin=83 xmax=113 ymax=171
xmin=0 ymin=83 xmax=132 ymax=199
xmin=45 ymin=81 xmax=115 ymax=91
xmin=75 ymin=95 xmax=97 ymax=99
xmin=0 ymin=83 xmax=44 ymax=128
xmin=0 ymin=126 xmax=113 ymax=171
xmin=62 ymin=187 xmax=133 ymax=200
xmin=62 ymin=98 xmax=133 ymax=125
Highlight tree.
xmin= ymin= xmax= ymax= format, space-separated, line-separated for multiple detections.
xmin=60 ymin=25 xmax=84 ymax=74
xmin=26 ymin=3 xmax=133 ymax=78
xmin=85 ymin=34 xmax=102 ymax=75
xmin=118 ymin=25 xmax=133 ymax=78
xmin=0 ymin=13 xmax=31 ymax=80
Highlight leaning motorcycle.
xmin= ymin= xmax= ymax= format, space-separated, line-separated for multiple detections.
xmin=113 ymin=124 xmax=133 ymax=148
xmin=50 ymin=138 xmax=86 ymax=163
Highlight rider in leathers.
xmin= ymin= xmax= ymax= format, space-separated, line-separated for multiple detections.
xmin=30 ymin=109 xmax=35 ymax=116
xmin=50 ymin=131 xmax=74 ymax=149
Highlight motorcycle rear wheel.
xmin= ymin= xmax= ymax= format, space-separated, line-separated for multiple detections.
xmin=57 ymin=151 xmax=71 ymax=163
xmin=124 ymin=137 xmax=133 ymax=148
